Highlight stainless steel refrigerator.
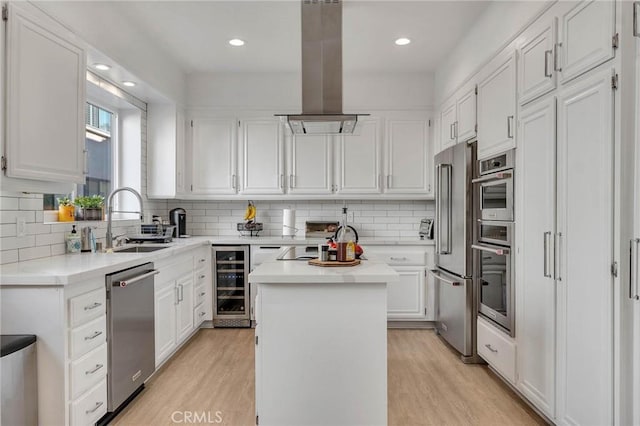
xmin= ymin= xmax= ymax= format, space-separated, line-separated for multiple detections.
xmin=433 ymin=141 xmax=479 ymax=362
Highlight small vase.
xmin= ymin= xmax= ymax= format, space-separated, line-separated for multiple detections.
xmin=86 ymin=208 xmax=103 ymax=221
xmin=58 ymin=205 xmax=75 ymax=222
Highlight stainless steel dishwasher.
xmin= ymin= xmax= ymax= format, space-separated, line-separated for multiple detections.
xmin=105 ymin=263 xmax=158 ymax=416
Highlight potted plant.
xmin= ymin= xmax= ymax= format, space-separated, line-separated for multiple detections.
xmin=74 ymin=195 xmax=105 ymax=221
xmin=57 ymin=196 xmax=75 ymax=222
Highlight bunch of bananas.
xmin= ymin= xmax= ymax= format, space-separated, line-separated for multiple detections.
xmin=244 ymin=201 xmax=257 ymax=222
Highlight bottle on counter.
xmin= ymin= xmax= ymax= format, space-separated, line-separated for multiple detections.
xmin=336 ymin=206 xmax=350 ymax=261
xmin=65 ymin=225 xmax=81 ymax=254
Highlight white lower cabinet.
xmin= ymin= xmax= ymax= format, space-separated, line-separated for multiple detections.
xmin=363 ymin=245 xmax=434 ymax=321
xmin=154 ymin=249 xmax=206 ymax=368
xmin=477 ymin=317 xmax=516 ymax=384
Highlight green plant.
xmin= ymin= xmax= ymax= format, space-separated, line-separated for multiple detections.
xmin=57 ymin=196 xmax=73 ymax=207
xmin=74 ymin=195 xmax=105 ymax=209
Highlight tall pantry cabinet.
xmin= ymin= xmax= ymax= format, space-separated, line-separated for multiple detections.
xmin=517 ymin=64 xmax=615 ymax=426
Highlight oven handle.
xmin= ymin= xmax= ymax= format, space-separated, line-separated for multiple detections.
xmin=471 ymin=171 xmax=512 ymax=184
xmin=428 ymin=269 xmax=461 ymax=286
xmin=472 ymin=244 xmax=510 ymax=256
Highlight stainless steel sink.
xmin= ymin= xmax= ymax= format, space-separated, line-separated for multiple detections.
xmin=114 ymin=246 xmax=169 ymax=253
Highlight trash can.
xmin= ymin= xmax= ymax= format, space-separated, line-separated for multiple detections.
xmin=1 ymin=335 xmax=37 ymax=426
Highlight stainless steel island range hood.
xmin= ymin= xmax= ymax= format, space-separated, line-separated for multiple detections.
xmin=276 ymin=0 xmax=367 ymax=135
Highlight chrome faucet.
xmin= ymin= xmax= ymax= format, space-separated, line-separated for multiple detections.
xmin=105 ymin=187 xmax=144 ymax=249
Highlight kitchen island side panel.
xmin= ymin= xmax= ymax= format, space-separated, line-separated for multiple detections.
xmin=256 ymin=281 xmax=387 ymax=426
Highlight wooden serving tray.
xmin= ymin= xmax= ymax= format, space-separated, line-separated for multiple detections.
xmin=308 ymin=259 xmax=361 ymax=267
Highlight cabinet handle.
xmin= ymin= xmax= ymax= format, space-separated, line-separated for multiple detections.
xmin=200 ymin=291 xmax=206 ymax=297
xmin=280 ymin=174 xmax=284 ymax=189
xmin=175 ymin=287 xmax=180 ymax=305
xmin=289 ymin=174 xmax=295 ymax=189
xmin=378 ymin=174 xmax=383 ymax=190
xmin=199 ymin=311 xmax=206 ymax=317
xmin=454 ymin=121 xmax=458 ymax=138
xmin=83 ymin=149 xmax=89 ymax=175
xmin=199 ymin=258 xmax=206 ymax=263
xmin=199 ymin=274 xmax=206 ymax=279
xmin=390 ymin=256 xmax=408 ymax=261
xmin=178 ymin=284 xmax=184 ymax=302
xmin=507 ymin=116 xmax=514 ymax=139
xmin=386 ymin=175 xmax=391 ymax=189
xmin=543 ymin=231 xmax=552 ymax=278
xmin=631 ymin=238 xmax=640 ymax=300
xmin=84 ymin=302 xmax=102 ymax=311
xmin=484 ymin=344 xmax=498 ymax=353
xmin=554 ymin=232 xmax=562 ymax=281
xmin=450 ymin=123 xmax=454 ymax=140
xmin=84 ymin=331 xmax=102 ymax=341
xmin=85 ymin=364 xmax=104 ymax=375
xmin=544 ymin=49 xmax=553 ymax=77
xmin=553 ymin=43 xmax=562 ymax=72
xmin=232 ymin=174 xmax=237 ymax=190
xmin=85 ymin=401 xmax=104 ymax=415
xmin=634 ymin=2 xmax=640 ymax=37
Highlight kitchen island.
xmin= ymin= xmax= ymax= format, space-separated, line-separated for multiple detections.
xmin=249 ymin=260 xmax=399 ymax=426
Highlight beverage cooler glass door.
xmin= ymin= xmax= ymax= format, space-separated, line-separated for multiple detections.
xmin=473 ymin=243 xmax=514 ymax=335
xmin=213 ymin=246 xmax=250 ymax=321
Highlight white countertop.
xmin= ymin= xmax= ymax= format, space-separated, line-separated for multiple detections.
xmin=248 ymin=260 xmax=399 ymax=284
xmin=0 ymin=235 xmax=431 ymax=286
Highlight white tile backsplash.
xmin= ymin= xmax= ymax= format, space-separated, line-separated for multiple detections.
xmin=159 ymin=199 xmax=434 ymax=239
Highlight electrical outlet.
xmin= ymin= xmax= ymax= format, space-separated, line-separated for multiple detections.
xmin=16 ymin=217 xmax=26 ymax=237
xmin=347 ymin=211 xmax=354 ymax=222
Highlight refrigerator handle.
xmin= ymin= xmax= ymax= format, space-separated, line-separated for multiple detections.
xmin=543 ymin=232 xmax=552 ymax=278
xmin=435 ymin=164 xmax=442 ymax=254
xmin=443 ymin=164 xmax=453 ymax=255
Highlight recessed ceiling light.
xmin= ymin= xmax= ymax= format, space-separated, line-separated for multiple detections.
xmin=94 ymin=63 xmax=111 ymax=71
xmin=229 ymin=38 xmax=245 ymax=47
xmin=122 ymin=81 xmax=136 ymax=87
xmin=395 ymin=37 xmax=411 ymax=46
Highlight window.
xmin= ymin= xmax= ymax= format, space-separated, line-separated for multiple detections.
xmin=43 ymin=102 xmax=115 ymax=210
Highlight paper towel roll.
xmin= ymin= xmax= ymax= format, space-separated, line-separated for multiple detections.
xmin=282 ymin=209 xmax=296 ymax=237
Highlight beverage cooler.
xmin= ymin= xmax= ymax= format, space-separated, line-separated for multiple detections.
xmin=212 ymin=245 xmax=251 ymax=327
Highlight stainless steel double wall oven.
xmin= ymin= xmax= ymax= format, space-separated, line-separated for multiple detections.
xmin=472 ymin=150 xmax=515 ymax=335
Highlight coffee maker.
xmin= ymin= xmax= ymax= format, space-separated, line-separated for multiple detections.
xmin=169 ymin=208 xmax=187 ymax=237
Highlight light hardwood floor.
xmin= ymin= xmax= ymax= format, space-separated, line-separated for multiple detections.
xmin=113 ymin=329 xmax=545 ymax=426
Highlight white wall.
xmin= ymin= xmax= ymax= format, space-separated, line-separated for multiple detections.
xmin=187 ymin=71 xmax=434 ymax=111
xmin=33 ymin=1 xmax=187 ymax=105
xmin=433 ymin=1 xmax=552 ymax=105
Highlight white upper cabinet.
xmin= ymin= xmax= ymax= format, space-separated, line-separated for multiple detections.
xmin=288 ymin=134 xmax=333 ymax=195
xmin=239 ymin=119 xmax=284 ymax=195
xmin=147 ymin=104 xmax=188 ymax=199
xmin=4 ymin=4 xmax=86 ymax=184
xmin=456 ymin=83 xmax=477 ymax=143
xmin=440 ymin=98 xmax=457 ymax=151
xmin=335 ymin=118 xmax=382 ymax=195
xmin=385 ymin=118 xmax=431 ymax=195
xmin=190 ymin=118 xmax=237 ymax=195
xmin=557 ymin=0 xmax=616 ymax=85
xmin=477 ymin=49 xmax=517 ymax=160
xmin=518 ymin=15 xmax=558 ymax=105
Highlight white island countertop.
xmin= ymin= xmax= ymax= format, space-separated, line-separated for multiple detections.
xmin=249 ymin=259 xmax=399 ymax=284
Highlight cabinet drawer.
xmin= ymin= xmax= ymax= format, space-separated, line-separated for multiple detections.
xmin=194 ymin=303 xmax=208 ymax=325
xmin=69 ymin=288 xmax=106 ymax=328
xmin=70 ymin=343 xmax=107 ymax=399
xmin=477 ymin=317 xmax=516 ymax=383
xmin=195 ymin=269 xmax=208 ymax=286
xmin=70 ymin=316 xmax=106 ymax=360
xmin=195 ymin=284 xmax=207 ymax=307
xmin=363 ymin=248 xmax=426 ymax=266
xmin=71 ymin=379 xmax=107 ymax=426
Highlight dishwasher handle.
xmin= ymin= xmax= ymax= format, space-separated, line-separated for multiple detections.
xmin=114 ymin=269 xmax=159 ymax=287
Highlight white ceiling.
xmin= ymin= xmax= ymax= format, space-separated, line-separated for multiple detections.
xmin=112 ymin=1 xmax=491 ymax=74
